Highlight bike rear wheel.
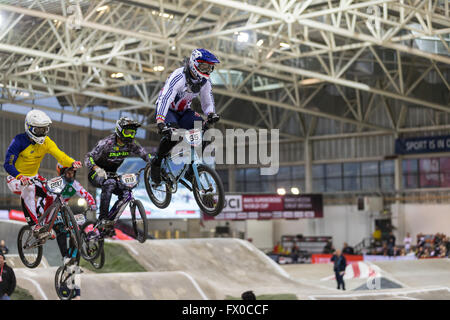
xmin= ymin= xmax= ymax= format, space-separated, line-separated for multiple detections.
xmin=144 ymin=164 xmax=172 ymax=208
xmin=17 ymin=225 xmax=43 ymax=268
xmin=54 ymin=265 xmax=76 ymax=300
xmin=89 ymin=246 xmax=105 ymax=269
xmin=130 ymin=200 xmax=148 ymax=243
xmin=80 ymin=219 xmax=104 ymax=261
xmin=192 ymin=164 xmax=225 ymax=217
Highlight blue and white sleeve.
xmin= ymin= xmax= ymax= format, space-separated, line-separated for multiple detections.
xmin=156 ymin=71 xmax=184 ymax=122
xmin=200 ymin=79 xmax=215 ymax=115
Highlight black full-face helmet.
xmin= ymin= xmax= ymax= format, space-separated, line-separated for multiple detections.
xmin=115 ymin=117 xmax=141 ymax=143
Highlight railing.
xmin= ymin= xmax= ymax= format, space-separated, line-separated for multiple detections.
xmin=354 ymin=237 xmax=374 ymax=254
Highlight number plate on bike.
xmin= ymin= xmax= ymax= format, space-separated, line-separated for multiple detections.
xmin=121 ymin=174 xmax=138 ymax=188
xmin=47 ymin=177 xmax=65 ymax=193
xmin=185 ymin=129 xmax=202 ymax=147
xmin=74 ymin=214 xmax=86 ymax=225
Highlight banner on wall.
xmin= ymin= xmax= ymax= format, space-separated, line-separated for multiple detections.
xmin=204 ymin=194 xmax=323 ymax=220
xmin=311 ymin=254 xmax=364 ymax=264
xmin=395 ymin=135 xmax=450 ymax=154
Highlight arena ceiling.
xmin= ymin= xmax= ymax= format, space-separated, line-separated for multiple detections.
xmin=0 ymin=0 xmax=448 ymax=140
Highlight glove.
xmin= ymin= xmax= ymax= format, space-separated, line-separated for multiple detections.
xmin=17 ymin=175 xmax=31 ymax=186
xmin=157 ymin=122 xmax=171 ymax=136
xmin=72 ymin=161 xmax=82 ymax=169
xmin=94 ymin=167 xmax=107 ymax=179
xmin=207 ymin=113 xmax=220 ymax=124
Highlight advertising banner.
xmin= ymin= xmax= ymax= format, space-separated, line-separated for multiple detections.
xmin=242 ymin=195 xmax=284 ymax=212
xmin=311 ymin=254 xmax=364 ymax=264
xmin=204 ymin=194 xmax=324 ymax=220
xmin=9 ymin=210 xmax=26 ymax=222
xmin=284 ymin=194 xmax=323 ymax=218
xmin=363 ymin=255 xmax=417 ymax=262
xmin=395 ymin=135 xmax=450 ymax=154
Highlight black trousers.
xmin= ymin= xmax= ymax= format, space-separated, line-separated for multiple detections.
xmin=335 ymin=271 xmax=345 ymax=290
xmin=88 ymin=170 xmax=130 ymax=221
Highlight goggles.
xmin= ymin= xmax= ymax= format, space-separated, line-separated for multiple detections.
xmin=122 ymin=128 xmax=136 ymax=138
xmin=196 ymin=61 xmax=215 ymax=75
xmin=30 ymin=126 xmax=49 ymax=137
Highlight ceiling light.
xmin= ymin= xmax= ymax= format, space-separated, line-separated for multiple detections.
xmin=237 ymin=32 xmax=249 ymax=43
xmin=277 ymin=188 xmax=286 ymax=196
xmin=96 ymin=5 xmax=109 ymax=12
xmin=291 ymin=187 xmax=300 ymax=195
xmin=111 ymin=72 xmax=124 ymax=78
xmin=153 ymin=66 xmax=165 ymax=72
xmin=256 ymin=39 xmax=264 ymax=47
xmin=279 ymin=42 xmax=290 ymax=48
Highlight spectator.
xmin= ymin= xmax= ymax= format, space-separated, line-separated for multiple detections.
xmin=273 ymin=242 xmax=282 ymax=254
xmin=323 ymin=240 xmax=334 ymax=254
xmin=0 ymin=240 xmax=8 ymax=255
xmin=416 ymin=246 xmax=425 ymax=258
xmin=330 ymin=250 xmax=346 ymax=291
xmin=291 ymin=245 xmax=300 ymax=263
xmin=387 ymin=231 xmax=396 ymax=256
xmin=417 ymin=234 xmax=425 ymax=248
xmin=373 ymin=226 xmax=382 ymax=242
xmin=0 ymin=252 xmax=16 ymax=300
xmin=241 ymin=291 xmax=256 ymax=300
xmin=403 ymin=232 xmax=412 ymax=253
xmin=342 ymin=242 xmax=354 ymax=255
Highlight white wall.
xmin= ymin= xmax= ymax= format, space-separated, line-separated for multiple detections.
xmin=273 ymin=205 xmax=372 ymax=249
xmin=246 ymin=220 xmax=273 ymax=250
xmin=271 ymin=203 xmax=450 ymax=250
xmin=392 ymin=203 xmax=450 ymax=244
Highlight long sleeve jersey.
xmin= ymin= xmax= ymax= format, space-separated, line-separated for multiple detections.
xmin=61 ymin=180 xmax=96 ymax=207
xmin=84 ymin=134 xmax=151 ymax=173
xmin=4 ymin=133 xmax=74 ymax=178
xmin=155 ymin=67 xmax=215 ymax=122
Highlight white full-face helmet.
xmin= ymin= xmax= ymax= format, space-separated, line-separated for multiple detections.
xmin=24 ymin=109 xmax=52 ymax=144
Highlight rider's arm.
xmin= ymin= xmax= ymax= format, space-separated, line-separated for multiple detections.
xmin=3 ymin=134 xmax=30 ymax=178
xmin=73 ymin=180 xmax=96 ymax=207
xmin=155 ymin=70 xmax=184 ymax=123
xmin=84 ymin=137 xmax=108 ymax=171
xmin=45 ymin=137 xmax=75 ymax=168
xmin=199 ymin=79 xmax=215 ymax=116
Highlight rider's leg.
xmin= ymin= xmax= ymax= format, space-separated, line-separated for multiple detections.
xmin=98 ymin=178 xmax=118 ymax=222
xmin=20 ymin=184 xmax=40 ymax=228
xmin=178 ymin=110 xmax=204 ymax=181
xmin=88 ymin=170 xmax=110 ymax=222
xmin=151 ymin=110 xmax=180 ymax=183
xmin=54 ymin=222 xmax=68 ymax=257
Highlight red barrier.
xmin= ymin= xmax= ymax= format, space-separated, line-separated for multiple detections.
xmin=311 ymin=254 xmax=363 ymax=264
xmin=9 ymin=210 xmax=26 ymax=222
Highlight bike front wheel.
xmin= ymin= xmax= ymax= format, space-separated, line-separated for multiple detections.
xmin=144 ymin=164 xmax=172 ymax=209
xmin=54 ymin=265 xmax=76 ymax=300
xmin=89 ymin=246 xmax=105 ymax=270
xmin=192 ymin=164 xmax=225 ymax=217
xmin=130 ymin=200 xmax=148 ymax=243
xmin=17 ymin=225 xmax=43 ymax=268
xmin=80 ymin=219 xmax=104 ymax=261
xmin=62 ymin=206 xmax=82 ymax=255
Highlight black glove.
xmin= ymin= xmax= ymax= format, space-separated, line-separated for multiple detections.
xmin=157 ymin=122 xmax=171 ymax=136
xmin=207 ymin=113 xmax=220 ymax=124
